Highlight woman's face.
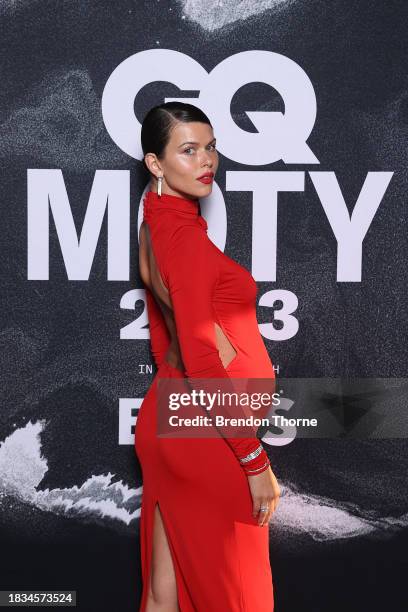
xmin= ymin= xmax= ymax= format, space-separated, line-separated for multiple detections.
xmin=147 ymin=121 xmax=219 ymax=200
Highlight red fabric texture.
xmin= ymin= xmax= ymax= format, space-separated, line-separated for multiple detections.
xmin=135 ymin=190 xmax=276 ymax=610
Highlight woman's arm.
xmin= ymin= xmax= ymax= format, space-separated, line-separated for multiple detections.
xmin=164 ymin=223 xmax=270 ymax=476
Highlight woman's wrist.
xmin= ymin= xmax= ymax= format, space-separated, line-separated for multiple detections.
xmin=238 ymin=444 xmax=270 ymax=475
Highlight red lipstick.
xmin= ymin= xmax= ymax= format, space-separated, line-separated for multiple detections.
xmin=197 ymin=172 xmax=214 ymax=184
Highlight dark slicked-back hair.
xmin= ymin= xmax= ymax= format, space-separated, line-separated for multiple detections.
xmin=141 ymin=102 xmax=212 ymax=172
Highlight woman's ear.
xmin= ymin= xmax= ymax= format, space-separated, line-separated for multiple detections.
xmin=144 ymin=153 xmax=162 ymax=178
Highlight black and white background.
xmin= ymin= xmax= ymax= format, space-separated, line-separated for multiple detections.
xmin=1 ymin=1 xmax=407 ymax=611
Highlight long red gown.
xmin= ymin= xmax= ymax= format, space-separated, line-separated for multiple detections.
xmin=134 ymin=190 xmax=276 ymax=611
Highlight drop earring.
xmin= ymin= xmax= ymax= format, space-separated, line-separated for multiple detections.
xmin=157 ymin=175 xmax=163 ymax=197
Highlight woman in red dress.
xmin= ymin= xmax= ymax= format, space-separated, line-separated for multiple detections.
xmin=135 ymin=102 xmax=280 ymax=611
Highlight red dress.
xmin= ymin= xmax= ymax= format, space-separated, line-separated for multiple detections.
xmin=134 ymin=190 xmax=276 ymax=611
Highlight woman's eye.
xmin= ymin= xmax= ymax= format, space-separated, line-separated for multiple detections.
xmin=183 ymin=144 xmax=217 ymax=154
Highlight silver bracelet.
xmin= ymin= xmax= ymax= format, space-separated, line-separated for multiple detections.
xmin=244 ymin=460 xmax=270 ymax=474
xmin=239 ymin=444 xmax=263 ymax=464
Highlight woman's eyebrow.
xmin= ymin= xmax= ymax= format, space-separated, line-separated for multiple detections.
xmin=178 ymin=138 xmax=216 ymax=148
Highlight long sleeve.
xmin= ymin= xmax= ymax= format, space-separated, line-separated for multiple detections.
xmin=164 ymin=224 xmax=270 ymax=476
xmin=145 ymin=286 xmax=171 ymax=369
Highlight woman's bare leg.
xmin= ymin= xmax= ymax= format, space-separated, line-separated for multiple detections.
xmin=145 ymin=503 xmax=180 ymax=611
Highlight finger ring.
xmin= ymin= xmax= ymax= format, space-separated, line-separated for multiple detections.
xmin=260 ymin=506 xmax=268 ymax=512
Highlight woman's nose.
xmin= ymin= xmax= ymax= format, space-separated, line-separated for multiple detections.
xmin=201 ymin=153 xmax=213 ymax=166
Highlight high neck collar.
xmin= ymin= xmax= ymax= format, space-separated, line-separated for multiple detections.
xmin=143 ymin=190 xmax=200 ymax=222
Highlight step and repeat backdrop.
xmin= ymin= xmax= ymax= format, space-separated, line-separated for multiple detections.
xmin=1 ymin=1 xmax=407 ymax=611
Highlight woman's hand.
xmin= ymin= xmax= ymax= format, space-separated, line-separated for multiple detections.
xmin=247 ymin=466 xmax=280 ymax=526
